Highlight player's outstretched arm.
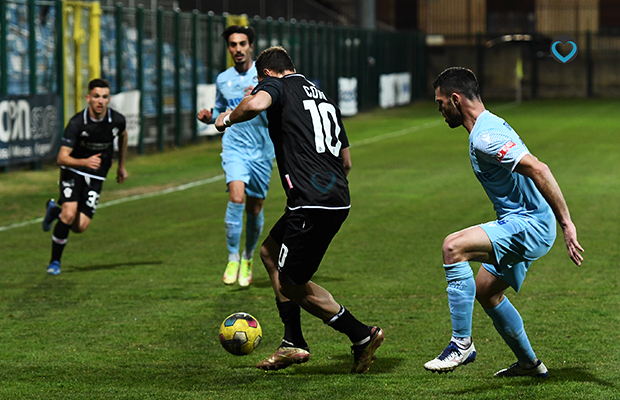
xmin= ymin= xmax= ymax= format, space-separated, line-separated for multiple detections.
xmin=117 ymin=130 xmax=128 ymax=183
xmin=515 ymin=154 xmax=584 ymax=266
xmin=215 ymin=91 xmax=272 ymax=132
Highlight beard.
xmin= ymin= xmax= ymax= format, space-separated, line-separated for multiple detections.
xmin=444 ymin=108 xmax=463 ymax=128
xmin=444 ymin=104 xmax=463 ymax=129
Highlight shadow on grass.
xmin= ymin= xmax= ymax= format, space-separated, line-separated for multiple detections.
xmin=449 ymin=366 xmax=617 ymax=396
xmin=233 ymin=275 xmax=345 ymax=290
xmin=228 ymin=356 xmax=402 ymax=377
xmin=64 ymin=260 xmax=164 ymax=273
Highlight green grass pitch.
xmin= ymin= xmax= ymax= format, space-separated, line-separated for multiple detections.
xmin=0 ymin=99 xmax=618 ymax=399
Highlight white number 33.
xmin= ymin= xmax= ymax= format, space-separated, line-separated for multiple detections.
xmin=86 ymin=190 xmax=100 ymax=209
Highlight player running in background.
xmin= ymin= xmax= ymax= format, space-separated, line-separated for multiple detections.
xmin=424 ymin=67 xmax=584 ymax=377
xmin=214 ymin=46 xmax=384 ymax=374
xmin=197 ymin=25 xmax=274 ymax=287
xmin=42 ymin=78 xmax=128 ymax=275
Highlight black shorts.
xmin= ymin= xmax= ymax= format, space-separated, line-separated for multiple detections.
xmin=58 ymin=169 xmax=104 ymax=219
xmin=269 ymin=207 xmax=349 ymax=285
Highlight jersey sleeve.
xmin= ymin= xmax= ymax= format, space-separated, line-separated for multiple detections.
xmin=253 ymin=77 xmax=283 ymax=109
xmin=61 ymin=118 xmax=79 ymax=148
xmin=473 ymin=130 xmax=529 ymax=172
xmin=213 ymin=80 xmax=228 ymax=120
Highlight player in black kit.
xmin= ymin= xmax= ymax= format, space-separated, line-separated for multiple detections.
xmin=214 ymin=46 xmax=384 ymax=374
xmin=42 ymin=78 xmax=128 ymax=275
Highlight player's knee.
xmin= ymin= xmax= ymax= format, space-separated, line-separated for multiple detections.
xmin=60 ymin=209 xmax=77 ymax=225
xmin=229 ymin=193 xmax=245 ymax=204
xmin=442 ymin=234 xmax=464 ymax=264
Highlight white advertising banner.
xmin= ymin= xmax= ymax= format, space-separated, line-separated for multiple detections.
xmin=338 ymin=77 xmax=358 ymax=117
xmin=110 ymin=90 xmax=141 ymax=147
xmin=197 ymin=84 xmax=220 ymax=136
xmin=379 ymin=72 xmax=412 ymax=109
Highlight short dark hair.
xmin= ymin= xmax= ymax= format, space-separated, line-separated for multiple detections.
xmin=221 ymin=25 xmax=255 ymax=46
xmin=88 ymin=78 xmax=110 ymax=92
xmin=433 ymin=67 xmax=481 ymax=100
xmin=255 ymin=46 xmax=296 ymax=79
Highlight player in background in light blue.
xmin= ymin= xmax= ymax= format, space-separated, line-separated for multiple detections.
xmin=424 ymin=67 xmax=584 ymax=377
xmin=197 ymin=26 xmax=274 ymax=287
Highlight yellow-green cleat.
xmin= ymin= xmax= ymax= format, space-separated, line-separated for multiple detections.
xmin=222 ymin=261 xmax=240 ymax=285
xmin=238 ymin=257 xmax=253 ymax=287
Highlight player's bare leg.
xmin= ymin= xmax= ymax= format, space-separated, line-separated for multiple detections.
xmin=47 ymin=203 xmax=91 ymax=275
xmin=281 ymin=278 xmax=384 ymax=373
xmin=257 ymin=236 xmax=310 ymax=370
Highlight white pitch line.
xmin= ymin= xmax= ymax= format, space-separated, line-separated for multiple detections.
xmin=0 ymin=174 xmax=225 ymax=232
xmin=0 ymin=102 xmax=521 ymax=233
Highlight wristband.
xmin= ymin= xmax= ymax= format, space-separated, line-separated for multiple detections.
xmin=223 ymin=114 xmax=232 ymax=127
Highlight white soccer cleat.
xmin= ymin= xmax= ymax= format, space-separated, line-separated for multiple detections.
xmin=424 ymin=341 xmax=476 ymax=373
xmin=494 ymin=359 xmax=549 ymax=378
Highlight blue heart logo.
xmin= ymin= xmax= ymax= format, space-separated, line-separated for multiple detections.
xmin=311 ymin=172 xmax=336 ymax=194
xmin=551 ymin=36 xmax=578 ymax=63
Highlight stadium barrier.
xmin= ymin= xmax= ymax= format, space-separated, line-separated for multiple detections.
xmin=0 ymin=0 xmax=425 ymax=167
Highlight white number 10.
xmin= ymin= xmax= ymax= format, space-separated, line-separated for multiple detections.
xmin=303 ymin=100 xmax=342 ymax=157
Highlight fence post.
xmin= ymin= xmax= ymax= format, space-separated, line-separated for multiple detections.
xmin=136 ymin=5 xmax=145 ymax=154
xmin=278 ymin=17 xmax=285 ymax=46
xmin=192 ymin=10 xmax=199 ymax=143
xmin=266 ymin=16 xmax=273 ymax=49
xmin=476 ymin=33 xmax=485 ymax=97
xmin=174 ymin=9 xmax=182 ymax=147
xmin=357 ymin=28 xmax=367 ymax=111
xmin=334 ymin=25 xmax=341 ymax=86
xmin=56 ymin=0 xmax=65 ymax=127
xmin=0 ymin=0 xmax=7 ymax=96
xmin=309 ymin=21 xmax=317 ymax=80
xmin=115 ymin=3 xmax=123 ymax=93
xmin=207 ymin=12 xmax=214 ymax=83
xmin=289 ymin=19 xmax=297 ymax=64
xmin=586 ymin=31 xmax=593 ymax=98
xmin=0 ymin=0 xmax=6 ymax=171
xmin=28 ymin=0 xmax=37 ymax=95
xmin=156 ymin=7 xmax=164 ymax=151
xmin=530 ymin=34 xmax=538 ymax=99
xmin=299 ymin=20 xmax=307 ymax=74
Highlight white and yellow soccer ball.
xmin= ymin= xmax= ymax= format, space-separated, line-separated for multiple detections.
xmin=219 ymin=312 xmax=262 ymax=356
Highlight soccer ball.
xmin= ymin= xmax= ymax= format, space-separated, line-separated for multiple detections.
xmin=219 ymin=312 xmax=262 ymax=356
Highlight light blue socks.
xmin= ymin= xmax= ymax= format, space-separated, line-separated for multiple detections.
xmin=444 ymin=261 xmax=476 ymax=339
xmin=484 ymin=296 xmax=537 ymax=364
xmin=243 ymin=209 xmax=264 ymax=260
xmin=225 ymin=201 xmax=245 ymax=258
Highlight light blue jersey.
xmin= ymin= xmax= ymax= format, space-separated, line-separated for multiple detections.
xmin=470 ymin=110 xmax=555 ymax=240
xmin=472 ymin=110 xmax=556 ymax=290
xmin=214 ymin=62 xmax=274 ymax=161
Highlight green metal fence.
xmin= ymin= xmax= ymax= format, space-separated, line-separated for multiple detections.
xmin=0 ymin=1 xmax=426 ymax=157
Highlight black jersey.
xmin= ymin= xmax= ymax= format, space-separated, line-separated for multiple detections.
xmin=61 ymin=108 xmax=126 ymax=180
xmin=253 ymin=74 xmax=350 ymax=209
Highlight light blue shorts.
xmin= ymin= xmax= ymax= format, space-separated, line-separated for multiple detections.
xmin=221 ymin=153 xmax=273 ymax=199
xmin=480 ymin=216 xmax=556 ymax=292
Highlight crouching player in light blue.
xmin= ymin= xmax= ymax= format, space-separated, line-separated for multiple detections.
xmin=424 ymin=67 xmax=584 ymax=377
xmin=198 ymin=26 xmax=274 ymax=287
